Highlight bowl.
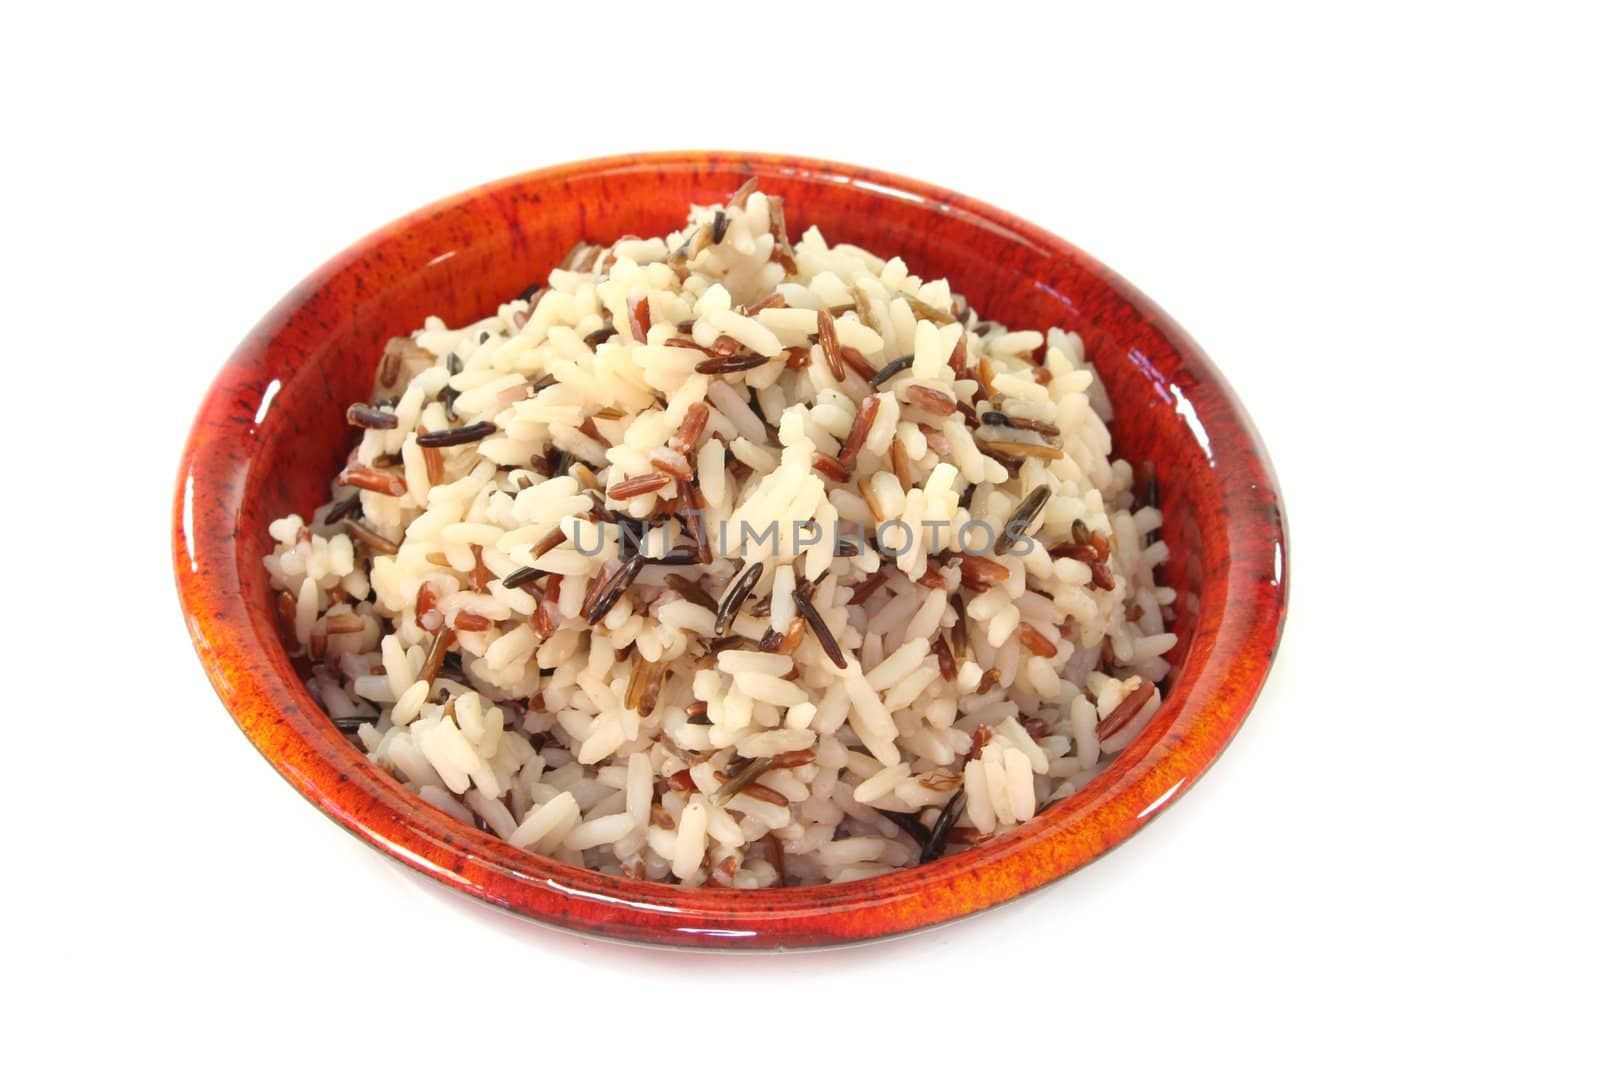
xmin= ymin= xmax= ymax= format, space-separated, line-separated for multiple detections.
xmin=173 ymin=151 xmax=1288 ymax=948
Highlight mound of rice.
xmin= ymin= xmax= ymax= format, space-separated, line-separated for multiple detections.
xmin=264 ymin=179 xmax=1176 ymax=887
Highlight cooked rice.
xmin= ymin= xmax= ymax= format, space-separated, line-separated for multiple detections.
xmin=264 ymin=181 xmax=1177 ymax=887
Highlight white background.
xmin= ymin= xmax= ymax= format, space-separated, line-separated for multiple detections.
xmin=4 ymin=2 xmax=1596 ymax=1063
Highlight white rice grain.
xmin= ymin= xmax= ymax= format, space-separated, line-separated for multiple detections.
xmin=673 ymin=799 xmax=709 ymax=880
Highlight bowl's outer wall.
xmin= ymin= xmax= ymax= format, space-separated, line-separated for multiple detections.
xmin=175 ymin=152 xmax=1287 ymax=948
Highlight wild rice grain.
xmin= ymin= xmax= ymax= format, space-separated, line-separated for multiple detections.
xmin=665 ymin=336 xmax=714 ymax=355
xmin=775 ymin=618 xmax=806 ymax=654
xmin=920 ymin=788 xmax=966 ymax=863
xmin=625 ymin=657 xmax=667 ymax=713
xmin=469 ymin=546 xmax=491 ymax=593
xmin=848 ymin=570 xmax=890 ymax=606
xmin=669 ymin=402 xmax=709 ymax=454
xmin=839 ymin=346 xmax=877 ymax=381
xmin=628 ymin=293 xmax=652 ymax=341
xmin=768 ymin=196 xmax=796 ymax=275
xmin=711 ymin=756 xmax=773 ymax=806
xmin=337 ymin=466 xmax=407 ymax=496
xmin=1097 ymin=680 xmax=1156 ymax=741
xmin=949 ymin=333 xmax=971 ymax=379
xmin=502 ymin=566 xmax=543 ymax=590
xmin=422 ymin=444 xmax=444 ymax=486
xmin=648 ymin=450 xmax=694 ymax=481
xmin=416 ymin=422 xmax=496 ymax=448
xmin=995 ymin=485 xmax=1050 ymax=557
xmin=530 ymin=601 xmax=556 ymax=639
xmin=933 ymin=635 xmax=956 ymax=681
xmin=728 ymin=176 xmax=759 ymax=209
xmin=531 ymin=528 xmax=567 ymax=558
xmin=323 ymin=493 xmax=361 ymax=524
xmin=584 ymin=554 xmax=646 ymax=625
xmin=883 ymin=809 xmax=933 ymax=847
xmin=1049 ymin=541 xmax=1098 ymax=562
xmin=742 ymin=782 xmax=790 ymax=807
xmin=418 ymin=629 xmax=457 ymax=685
xmin=869 ymin=355 xmax=914 ymax=389
xmin=838 ymin=394 xmax=881 ymax=468
xmin=857 ymin=478 xmax=884 ymax=524
xmin=902 ymin=293 xmax=958 ymax=326
xmin=678 ymin=481 xmax=713 ymax=564
xmin=669 ymin=227 xmax=705 ymax=267
xmin=816 ymin=307 xmax=845 ymax=381
xmin=849 ymin=282 xmax=878 ymax=331
xmin=340 ymin=518 xmax=399 ymax=556
xmin=454 ymin=611 xmax=492 ymax=632
xmin=764 ymin=836 xmax=787 ymax=886
xmin=812 ymin=453 xmax=848 ymax=482
xmin=958 ymin=554 xmax=1011 ymax=590
xmin=974 ymin=357 xmax=996 ymax=398
xmin=415 ymin=582 xmax=442 ymax=632
xmin=792 ymin=583 xmax=846 ymax=669
xmin=905 ymin=384 xmax=956 ymax=416
xmin=769 ymin=747 xmax=816 ymax=769
xmin=608 ymin=472 xmax=672 ymax=501
xmin=714 ymin=562 xmax=764 ymax=637
xmin=1017 ymin=622 xmax=1057 ymax=658
xmin=1004 ymin=414 xmax=1062 ymax=439
xmin=346 ymin=403 xmax=398 ymax=430
xmin=695 ymin=352 xmax=770 ymax=375
xmin=977 ymin=437 xmax=1065 ymax=462
xmin=949 ymin=594 xmax=970 ymax=657
xmin=890 ymin=439 xmax=912 ymax=492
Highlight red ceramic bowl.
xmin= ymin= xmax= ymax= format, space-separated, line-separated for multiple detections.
xmin=174 ymin=152 xmax=1287 ymax=948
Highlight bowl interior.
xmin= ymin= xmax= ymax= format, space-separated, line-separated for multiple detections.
xmin=181 ymin=153 xmax=1284 ymax=948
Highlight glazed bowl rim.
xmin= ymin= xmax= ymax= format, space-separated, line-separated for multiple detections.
xmin=173 ymin=150 xmax=1288 ymax=948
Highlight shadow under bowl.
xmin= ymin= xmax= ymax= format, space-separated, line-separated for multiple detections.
xmin=173 ymin=151 xmax=1288 ymax=949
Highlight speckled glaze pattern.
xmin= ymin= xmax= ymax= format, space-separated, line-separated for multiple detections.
xmin=173 ymin=152 xmax=1287 ymax=949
